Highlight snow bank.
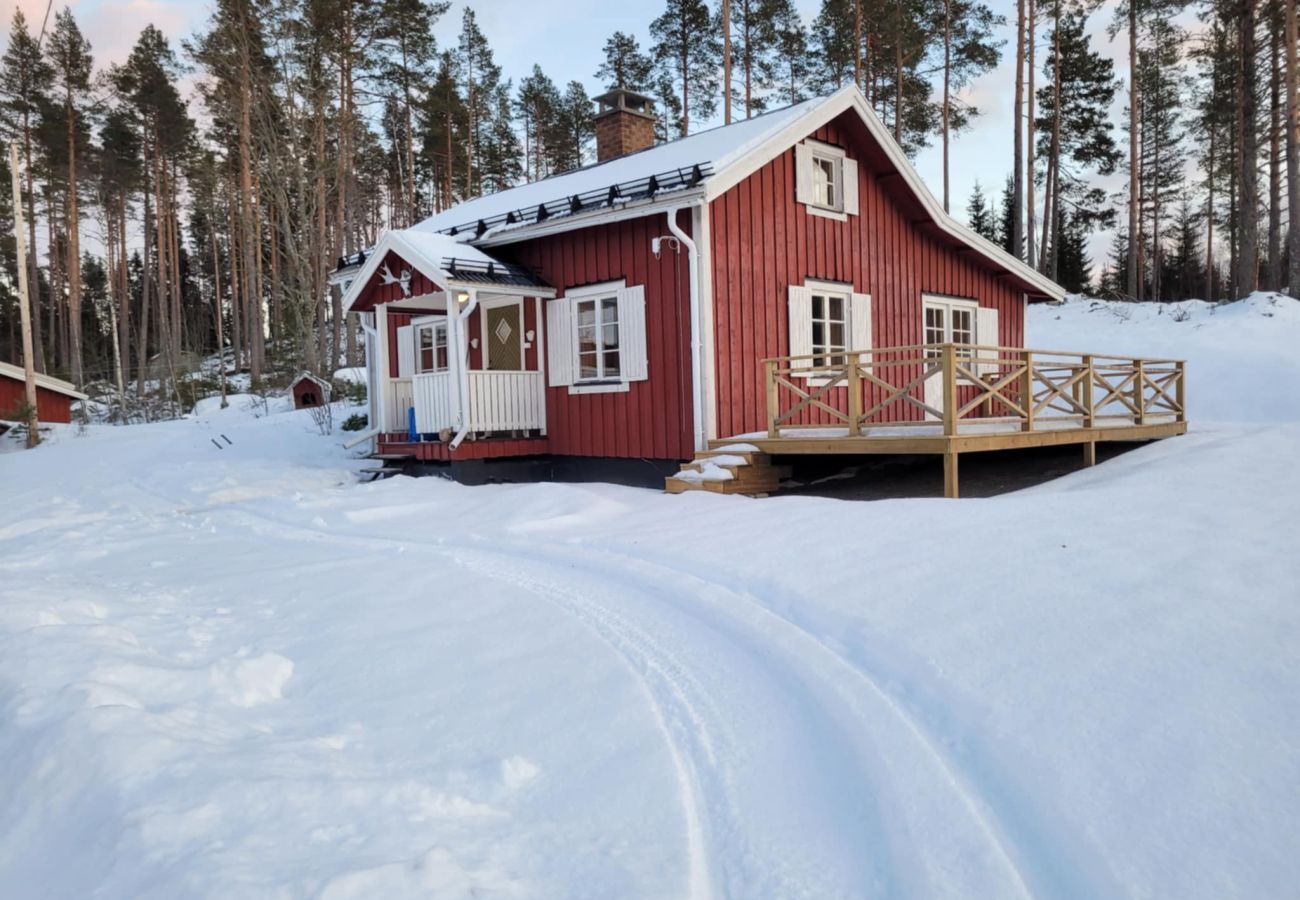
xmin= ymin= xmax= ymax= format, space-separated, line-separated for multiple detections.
xmin=0 ymin=294 xmax=1297 ymax=898
xmin=1029 ymin=292 xmax=1300 ymax=422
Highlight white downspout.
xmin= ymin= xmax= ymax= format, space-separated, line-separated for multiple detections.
xmin=667 ymin=203 xmax=706 ymax=453
xmin=449 ymin=287 xmax=480 ymax=449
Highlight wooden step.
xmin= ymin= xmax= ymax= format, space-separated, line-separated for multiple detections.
xmin=665 ymin=445 xmax=789 ymax=496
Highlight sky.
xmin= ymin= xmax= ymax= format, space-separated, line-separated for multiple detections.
xmin=0 ymin=0 xmax=1144 ymax=268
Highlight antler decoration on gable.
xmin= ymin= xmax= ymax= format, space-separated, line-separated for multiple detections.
xmin=378 ymin=262 xmax=414 ymax=298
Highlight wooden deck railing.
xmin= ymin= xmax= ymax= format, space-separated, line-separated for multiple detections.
xmin=763 ymin=343 xmax=1186 ymax=438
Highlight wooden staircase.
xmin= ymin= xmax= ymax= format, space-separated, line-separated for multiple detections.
xmin=665 ymin=443 xmax=791 ymax=495
xmin=357 ymin=452 xmax=415 ymax=482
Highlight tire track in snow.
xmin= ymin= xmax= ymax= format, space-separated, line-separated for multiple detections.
xmin=156 ymin=491 xmax=1116 ymax=898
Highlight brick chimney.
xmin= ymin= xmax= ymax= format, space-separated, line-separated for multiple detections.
xmin=593 ymin=88 xmax=657 ymax=163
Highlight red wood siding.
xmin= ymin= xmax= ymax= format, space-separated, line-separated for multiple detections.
xmin=504 ymin=214 xmax=694 ymax=461
xmin=708 ymin=113 xmax=1027 ymax=438
xmin=0 ymin=374 xmax=75 ymax=424
xmin=379 ymin=434 xmax=549 ymax=461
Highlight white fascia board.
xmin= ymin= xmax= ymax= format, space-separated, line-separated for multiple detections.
xmin=340 ymin=232 xmax=451 ymax=314
xmin=702 ymin=86 xmax=1065 ymax=303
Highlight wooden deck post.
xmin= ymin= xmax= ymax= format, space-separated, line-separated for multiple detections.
xmin=1175 ymin=360 xmax=1186 ymax=423
xmin=1133 ymin=359 xmax=1146 ymax=425
xmin=846 ymin=352 xmax=862 ymax=436
xmin=941 ymin=343 xmax=957 ymax=436
xmin=1082 ymin=441 xmax=1096 ymax=467
xmin=943 ymin=449 xmax=959 ymax=498
xmin=1020 ymin=350 xmax=1035 ymax=432
xmin=765 ymin=359 xmax=779 ymax=438
xmin=1081 ymin=354 xmax=1094 ymax=429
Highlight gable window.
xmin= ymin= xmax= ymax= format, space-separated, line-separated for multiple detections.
xmin=813 ymin=154 xmax=839 ymax=210
xmin=545 ymin=281 xmax=649 ymax=394
xmin=414 ymin=320 xmax=449 ymax=374
xmin=787 ymin=280 xmax=873 ymax=379
xmin=795 ymin=140 xmax=859 ymax=219
xmin=575 ymin=295 xmax=621 ymax=381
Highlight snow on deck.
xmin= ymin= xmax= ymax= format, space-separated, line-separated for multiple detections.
xmin=1 ymin=296 xmax=1298 ymax=898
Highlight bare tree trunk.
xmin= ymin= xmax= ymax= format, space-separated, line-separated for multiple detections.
xmin=22 ymin=114 xmax=45 ymax=373
xmin=65 ymin=92 xmax=83 ymax=387
xmin=1206 ymin=122 xmax=1216 ymax=300
xmin=1236 ymin=0 xmax=1260 ymax=296
xmin=1026 ymin=0 xmax=1037 ymax=269
xmin=1012 ymin=0 xmax=1026 ymax=259
xmin=1286 ymin=0 xmax=1300 ymax=296
xmin=942 ymin=0 xmax=952 ymax=212
xmin=1126 ymin=0 xmax=1140 ymax=297
xmin=722 ymin=0 xmax=731 ymax=124
xmin=1266 ymin=7 xmax=1282 ymax=290
xmin=854 ymin=0 xmax=863 ymax=91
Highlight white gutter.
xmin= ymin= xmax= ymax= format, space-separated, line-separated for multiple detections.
xmin=449 ymin=287 xmax=480 ymax=449
xmin=475 ymin=190 xmax=706 ymax=248
xmin=666 ymin=202 xmax=706 ymax=453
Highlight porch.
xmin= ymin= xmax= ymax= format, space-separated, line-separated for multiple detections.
xmin=676 ymin=343 xmax=1187 ymax=498
xmin=366 ymin=279 xmax=552 ymax=460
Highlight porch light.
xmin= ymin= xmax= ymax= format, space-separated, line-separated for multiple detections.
xmin=456 ymin=290 xmax=471 ymax=307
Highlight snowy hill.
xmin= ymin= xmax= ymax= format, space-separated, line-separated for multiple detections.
xmin=1 ymin=296 xmax=1298 ymax=899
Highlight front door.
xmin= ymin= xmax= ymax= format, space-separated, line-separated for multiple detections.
xmin=485 ymin=301 xmax=523 ymax=371
xmin=922 ymin=295 xmax=977 ymax=418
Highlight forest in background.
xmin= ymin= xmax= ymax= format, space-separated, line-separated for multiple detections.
xmin=0 ymin=0 xmax=1296 ymax=420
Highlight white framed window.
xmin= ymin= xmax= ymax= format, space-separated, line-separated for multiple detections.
xmin=921 ymin=295 xmax=980 ymax=358
xmin=574 ymin=294 xmax=621 ymax=382
xmin=414 ymin=320 xmax=449 ymax=373
xmin=810 ymin=289 xmax=848 ymax=367
xmin=795 ymin=140 xmax=859 ymax=219
xmin=546 ymin=280 xmax=648 ymax=394
xmin=787 ymin=280 xmax=872 ymax=380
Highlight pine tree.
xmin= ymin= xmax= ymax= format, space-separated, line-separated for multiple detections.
xmin=0 ymin=10 xmax=52 ymax=372
xmin=552 ymin=81 xmax=594 ymax=172
xmin=457 ymin=9 xmax=502 ymax=195
xmin=421 ymin=51 xmax=468 ymax=209
xmin=651 ymin=0 xmax=722 ymax=136
xmin=770 ymin=0 xmax=812 ymax=106
xmin=726 ymin=0 xmax=782 ymax=118
xmin=967 ymin=180 xmax=997 ymax=241
xmin=1055 ymin=210 xmax=1092 ymax=293
xmin=45 ymin=8 xmax=94 ymax=387
xmin=998 ymin=173 xmax=1021 ymax=256
xmin=517 ymin=65 xmax=563 ymax=180
xmin=1035 ymin=6 xmax=1121 ymax=279
xmin=375 ymin=0 xmax=448 ymax=226
xmin=935 ymin=0 xmax=1004 ymax=210
xmin=596 ymin=31 xmax=655 ymax=91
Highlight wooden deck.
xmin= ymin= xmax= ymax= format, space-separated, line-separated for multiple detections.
xmin=686 ymin=342 xmax=1187 ymax=498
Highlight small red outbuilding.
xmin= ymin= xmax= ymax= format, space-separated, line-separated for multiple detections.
xmin=0 ymin=361 xmax=86 ymax=424
xmin=290 ymin=372 xmax=332 ymax=409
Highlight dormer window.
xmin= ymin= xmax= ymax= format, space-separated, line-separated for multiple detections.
xmin=795 ymin=139 xmax=859 ymax=220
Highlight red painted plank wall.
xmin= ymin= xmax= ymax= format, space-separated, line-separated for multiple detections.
xmin=0 ymin=374 xmax=75 ymax=423
xmin=504 ymin=214 xmax=694 ymax=460
xmin=708 ymin=113 xmax=1026 ymax=438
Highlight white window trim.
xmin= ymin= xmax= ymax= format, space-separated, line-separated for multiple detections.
xmin=566 ymin=280 xmax=628 ymax=393
xmin=806 ymin=141 xmax=848 ymax=219
xmin=412 ymin=316 xmax=450 ymax=375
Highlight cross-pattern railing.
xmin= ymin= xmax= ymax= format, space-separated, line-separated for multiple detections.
xmin=763 ymin=343 xmax=1186 ymax=438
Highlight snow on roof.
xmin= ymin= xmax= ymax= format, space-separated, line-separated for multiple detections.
xmin=0 ymin=361 xmax=87 ymax=400
xmin=409 ymin=95 xmax=825 ymax=236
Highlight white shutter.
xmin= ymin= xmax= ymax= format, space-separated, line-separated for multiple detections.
xmin=977 ymin=307 xmax=1000 ymax=375
xmin=851 ymin=293 xmax=872 ymax=352
xmin=396 ymin=324 xmax=414 ymax=377
xmin=787 ymin=285 xmax=813 ymax=371
xmin=842 ymin=157 xmax=859 ymax=215
xmin=794 ymin=142 xmax=814 ymax=205
xmin=617 ymin=284 xmax=648 ymax=382
xmin=546 ymin=298 xmax=574 ymax=387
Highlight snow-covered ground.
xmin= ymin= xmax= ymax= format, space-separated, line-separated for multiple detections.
xmin=2 ymin=296 xmax=1298 ymax=899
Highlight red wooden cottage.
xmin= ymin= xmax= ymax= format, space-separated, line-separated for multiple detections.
xmin=0 ymin=361 xmax=86 ymax=424
xmin=337 ymin=85 xmax=1185 ymax=494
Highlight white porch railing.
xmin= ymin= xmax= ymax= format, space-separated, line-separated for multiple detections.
xmin=408 ymin=370 xmax=546 ymax=435
xmin=388 ymin=377 xmax=414 ymax=430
